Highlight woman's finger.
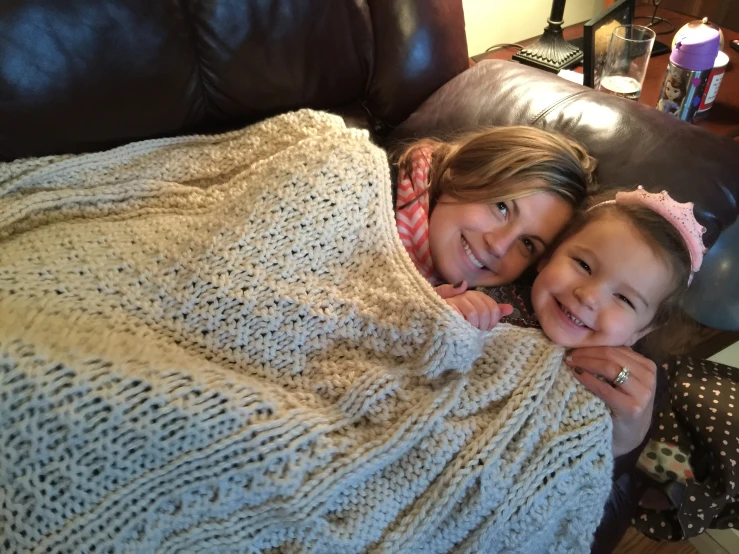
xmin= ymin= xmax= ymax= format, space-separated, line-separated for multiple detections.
xmin=570 ymin=368 xmax=650 ymax=420
xmin=570 ymin=368 xmax=631 ymax=410
xmin=569 ymin=346 xmax=657 ymax=376
xmin=564 ymin=355 xmax=651 ymax=389
xmin=567 ymin=347 xmax=656 ymax=388
xmin=572 ymin=362 xmax=650 ymax=409
xmin=435 ymin=281 xmax=468 ymax=300
xmin=618 ymin=347 xmax=658 ymax=375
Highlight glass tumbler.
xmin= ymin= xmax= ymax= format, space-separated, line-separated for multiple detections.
xmin=598 ymin=25 xmax=656 ymax=101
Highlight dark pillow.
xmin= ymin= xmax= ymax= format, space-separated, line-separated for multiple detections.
xmin=477 ymin=284 xmax=539 ymax=330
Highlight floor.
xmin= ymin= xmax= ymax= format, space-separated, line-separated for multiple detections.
xmin=613 ymin=527 xmax=698 ymax=554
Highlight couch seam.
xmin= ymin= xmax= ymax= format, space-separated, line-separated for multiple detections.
xmin=529 ymin=91 xmax=589 ymax=125
xmin=179 ymin=0 xmax=211 ymax=119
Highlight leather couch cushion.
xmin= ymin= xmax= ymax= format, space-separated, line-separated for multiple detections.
xmin=0 ymin=0 xmax=467 ymax=161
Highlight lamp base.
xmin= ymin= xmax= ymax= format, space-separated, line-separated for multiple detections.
xmin=512 ymin=25 xmax=583 ymax=73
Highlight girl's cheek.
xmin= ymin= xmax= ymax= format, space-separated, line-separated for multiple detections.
xmin=603 ymin=309 xmax=635 ymax=333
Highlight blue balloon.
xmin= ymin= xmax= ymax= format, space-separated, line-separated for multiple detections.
xmin=684 ymin=221 xmax=739 ymax=330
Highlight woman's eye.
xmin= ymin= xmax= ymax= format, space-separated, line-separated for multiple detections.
xmin=522 ymin=237 xmax=536 ymax=254
xmin=574 ymin=258 xmax=591 ymax=273
xmin=496 ymin=202 xmax=508 ymax=217
xmin=616 ymin=294 xmax=635 ymax=310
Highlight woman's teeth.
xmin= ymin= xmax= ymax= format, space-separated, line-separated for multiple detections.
xmin=559 ymin=302 xmax=586 ymax=327
xmin=461 ymin=237 xmax=485 ymax=269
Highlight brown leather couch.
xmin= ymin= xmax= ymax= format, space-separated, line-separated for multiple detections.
xmin=2 ymin=1 xmax=738 ymax=551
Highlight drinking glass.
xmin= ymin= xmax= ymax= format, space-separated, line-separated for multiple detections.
xmin=598 ymin=25 xmax=656 ymax=101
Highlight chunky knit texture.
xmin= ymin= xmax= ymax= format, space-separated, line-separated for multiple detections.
xmin=0 ymin=110 xmax=613 ymax=554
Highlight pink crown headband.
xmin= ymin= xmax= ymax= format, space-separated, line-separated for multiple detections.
xmin=590 ymin=186 xmax=707 ymax=285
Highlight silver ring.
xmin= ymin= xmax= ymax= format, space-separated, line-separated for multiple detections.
xmin=612 ymin=367 xmax=630 ymax=388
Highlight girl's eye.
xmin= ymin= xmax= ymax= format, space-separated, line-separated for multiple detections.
xmin=521 ymin=237 xmax=536 ymax=254
xmin=573 ymin=257 xmax=591 ymax=273
xmin=496 ymin=202 xmax=508 ymax=217
xmin=616 ymin=294 xmax=635 ymax=310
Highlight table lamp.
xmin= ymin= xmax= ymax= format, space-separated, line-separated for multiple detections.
xmin=512 ymin=0 xmax=583 ymax=72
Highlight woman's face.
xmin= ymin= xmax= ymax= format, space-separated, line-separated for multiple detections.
xmin=428 ymin=187 xmax=574 ymax=287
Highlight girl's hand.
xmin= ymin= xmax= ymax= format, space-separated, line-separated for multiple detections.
xmin=566 ymin=346 xmax=657 ymax=457
xmin=435 ymin=281 xmax=513 ymax=331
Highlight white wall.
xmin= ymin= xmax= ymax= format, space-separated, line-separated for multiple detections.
xmin=463 ymin=0 xmax=603 ymax=57
xmin=709 ymin=340 xmax=739 ymax=368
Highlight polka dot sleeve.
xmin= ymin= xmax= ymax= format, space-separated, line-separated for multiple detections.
xmin=634 ymin=356 xmax=739 ymax=541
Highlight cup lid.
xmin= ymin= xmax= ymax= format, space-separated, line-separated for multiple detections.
xmin=671 ymin=18 xmax=721 ymax=70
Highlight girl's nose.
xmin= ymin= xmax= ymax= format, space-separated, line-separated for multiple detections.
xmin=573 ymin=284 xmax=602 ymax=310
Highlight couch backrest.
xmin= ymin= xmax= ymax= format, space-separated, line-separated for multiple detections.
xmin=0 ymin=0 xmax=468 ymax=161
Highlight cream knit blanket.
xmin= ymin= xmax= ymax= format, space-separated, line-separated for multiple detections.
xmin=0 ymin=110 xmax=613 ymax=553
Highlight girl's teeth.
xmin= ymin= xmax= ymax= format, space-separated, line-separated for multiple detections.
xmin=461 ymin=237 xmax=485 ymax=269
xmin=561 ymin=304 xmax=585 ymax=327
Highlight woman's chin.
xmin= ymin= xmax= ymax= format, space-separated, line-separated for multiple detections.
xmin=437 ymin=265 xmax=469 ymax=286
xmin=437 ymin=266 xmax=504 ymax=288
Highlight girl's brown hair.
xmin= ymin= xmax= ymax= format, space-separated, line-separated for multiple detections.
xmin=554 ymin=193 xmax=695 ymax=356
xmin=393 ymin=126 xmax=597 ymax=212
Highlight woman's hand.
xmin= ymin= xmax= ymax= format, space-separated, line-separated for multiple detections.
xmin=435 ymin=281 xmax=513 ymax=331
xmin=566 ymin=346 xmax=657 ymax=458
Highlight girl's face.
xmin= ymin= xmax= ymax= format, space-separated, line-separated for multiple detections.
xmin=428 ymin=187 xmax=573 ymax=287
xmin=531 ymin=214 xmax=673 ymax=348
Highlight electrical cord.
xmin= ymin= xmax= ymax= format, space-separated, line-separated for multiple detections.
xmin=485 ymin=43 xmax=524 ymax=53
xmin=633 ymin=0 xmax=675 ymax=36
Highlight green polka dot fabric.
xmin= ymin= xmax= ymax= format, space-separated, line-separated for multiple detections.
xmin=638 ymin=440 xmax=694 ymax=483
xmin=634 ymin=357 xmax=739 ymax=541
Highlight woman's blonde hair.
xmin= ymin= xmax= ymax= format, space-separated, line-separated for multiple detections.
xmin=394 ymin=126 xmax=596 ymax=212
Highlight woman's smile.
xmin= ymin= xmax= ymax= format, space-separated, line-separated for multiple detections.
xmin=460 ymin=235 xmax=495 ymax=272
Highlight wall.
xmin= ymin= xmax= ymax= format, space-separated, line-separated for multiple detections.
xmin=463 ymin=0 xmax=604 ymax=57
xmin=659 ymin=0 xmax=739 ymax=30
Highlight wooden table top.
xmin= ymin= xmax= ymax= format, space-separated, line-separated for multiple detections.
xmin=473 ymin=6 xmax=739 ymax=138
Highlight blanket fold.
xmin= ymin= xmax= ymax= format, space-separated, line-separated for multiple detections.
xmin=0 ymin=110 xmax=612 ymax=553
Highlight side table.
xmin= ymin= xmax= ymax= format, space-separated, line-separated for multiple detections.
xmin=472 ymin=6 xmax=739 ymax=140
